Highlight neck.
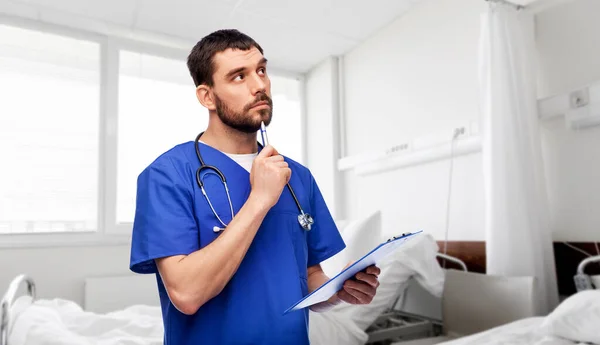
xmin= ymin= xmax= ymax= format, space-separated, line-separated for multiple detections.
xmin=200 ymin=115 xmax=258 ymax=154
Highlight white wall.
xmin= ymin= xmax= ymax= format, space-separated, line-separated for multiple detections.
xmin=341 ymin=0 xmax=488 ymax=241
xmin=0 ymin=245 xmax=133 ymax=307
xmin=536 ymin=0 xmax=600 ymax=241
xmin=536 ymin=0 xmax=600 ymax=99
xmin=321 ymin=0 xmax=600 ymax=242
xmin=541 ymin=117 xmax=600 ymax=241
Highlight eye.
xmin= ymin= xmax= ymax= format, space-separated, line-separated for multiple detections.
xmin=258 ymin=67 xmax=266 ymax=76
xmin=233 ymin=74 xmax=244 ymax=81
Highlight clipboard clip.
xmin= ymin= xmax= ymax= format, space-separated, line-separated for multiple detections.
xmin=387 ymin=232 xmax=410 ymax=242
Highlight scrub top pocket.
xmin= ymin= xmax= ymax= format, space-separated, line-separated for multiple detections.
xmin=278 ymin=212 xmax=309 ymax=281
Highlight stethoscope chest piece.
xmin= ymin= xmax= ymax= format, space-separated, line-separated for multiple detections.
xmin=298 ymin=212 xmax=314 ymax=231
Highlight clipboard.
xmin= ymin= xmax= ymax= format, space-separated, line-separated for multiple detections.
xmin=284 ymin=230 xmax=423 ymax=314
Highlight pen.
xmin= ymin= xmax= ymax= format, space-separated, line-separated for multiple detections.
xmin=259 ymin=122 xmax=297 ymax=210
xmin=260 ymin=121 xmax=269 ymax=147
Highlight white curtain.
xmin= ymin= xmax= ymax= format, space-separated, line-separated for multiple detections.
xmin=478 ymin=3 xmax=559 ymax=315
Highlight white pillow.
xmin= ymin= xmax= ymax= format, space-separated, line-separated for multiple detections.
xmin=539 ymin=289 xmax=600 ymax=344
xmin=326 ymin=233 xmax=443 ymax=331
xmin=321 ymin=210 xmax=382 ymax=277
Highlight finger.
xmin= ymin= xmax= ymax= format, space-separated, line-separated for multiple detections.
xmin=274 ymin=162 xmax=289 ymax=168
xmin=258 ymin=145 xmax=278 ymax=158
xmin=365 ymin=265 xmax=381 ymax=277
xmin=344 ymin=279 xmax=376 ymax=297
xmin=355 ymin=272 xmax=379 ymax=288
xmin=284 ymin=168 xmax=292 ymax=183
xmin=267 ymin=155 xmax=285 ymax=163
xmin=342 ymin=285 xmax=370 ymax=304
xmin=337 ymin=289 xmax=360 ymax=304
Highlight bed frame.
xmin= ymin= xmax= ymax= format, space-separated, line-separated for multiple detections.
xmin=366 ymin=309 xmax=443 ymax=344
xmin=1 ymin=275 xmax=36 ymax=345
xmin=366 ymin=254 xmax=600 ymax=345
xmin=436 ymin=240 xmax=600 ymax=295
xmin=574 ymin=255 xmax=600 ymax=291
xmin=364 ymin=253 xmax=466 ymax=344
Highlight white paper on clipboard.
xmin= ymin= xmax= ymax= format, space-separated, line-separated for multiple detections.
xmin=283 ymin=231 xmax=423 ymax=314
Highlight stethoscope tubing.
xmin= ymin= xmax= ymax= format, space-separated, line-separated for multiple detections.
xmin=194 ymin=132 xmax=312 ymax=230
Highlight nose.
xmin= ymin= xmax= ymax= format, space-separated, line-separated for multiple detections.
xmin=249 ymin=72 xmax=267 ymax=95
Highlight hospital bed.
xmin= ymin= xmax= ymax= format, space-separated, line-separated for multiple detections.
xmin=0 ymin=232 xmax=447 ymax=345
xmin=389 ymin=255 xmax=600 ymax=345
xmin=364 ymin=253 xmax=468 ymax=344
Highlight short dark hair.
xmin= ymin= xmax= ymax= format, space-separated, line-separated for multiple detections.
xmin=187 ymin=29 xmax=264 ymax=87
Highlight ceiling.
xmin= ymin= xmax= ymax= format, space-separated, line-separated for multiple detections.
xmin=0 ymin=0 xmax=422 ymax=73
xmin=0 ymin=0 xmax=553 ymax=74
xmin=512 ymin=0 xmax=545 ymax=4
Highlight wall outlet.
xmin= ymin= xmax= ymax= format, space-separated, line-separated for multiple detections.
xmin=453 ymin=126 xmax=467 ymax=139
xmin=570 ymin=88 xmax=590 ymax=109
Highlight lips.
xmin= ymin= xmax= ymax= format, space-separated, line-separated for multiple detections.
xmin=251 ymin=101 xmax=269 ymax=108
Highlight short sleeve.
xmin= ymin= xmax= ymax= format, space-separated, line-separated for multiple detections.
xmin=306 ymin=173 xmax=346 ymax=267
xmin=129 ymin=156 xmax=199 ymax=274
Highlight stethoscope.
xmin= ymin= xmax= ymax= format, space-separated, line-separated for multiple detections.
xmin=194 ymin=132 xmax=314 ymax=233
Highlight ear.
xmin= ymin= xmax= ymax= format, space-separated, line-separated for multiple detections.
xmin=196 ymin=85 xmax=216 ymax=111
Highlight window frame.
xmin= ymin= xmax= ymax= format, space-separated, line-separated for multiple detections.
xmin=0 ymin=15 xmax=307 ymax=248
xmin=105 ymin=38 xmax=193 ymax=236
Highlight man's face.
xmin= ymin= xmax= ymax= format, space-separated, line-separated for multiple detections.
xmin=210 ymin=47 xmax=272 ymax=133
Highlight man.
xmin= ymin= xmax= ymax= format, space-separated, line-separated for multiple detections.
xmin=129 ymin=29 xmax=380 ymax=344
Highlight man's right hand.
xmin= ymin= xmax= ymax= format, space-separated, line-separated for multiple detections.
xmin=249 ymin=145 xmax=291 ymax=210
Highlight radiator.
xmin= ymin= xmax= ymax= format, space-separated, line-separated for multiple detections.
xmin=84 ymin=273 xmax=160 ymax=313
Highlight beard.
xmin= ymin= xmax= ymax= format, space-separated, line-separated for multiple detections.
xmin=214 ymin=92 xmax=273 ymax=133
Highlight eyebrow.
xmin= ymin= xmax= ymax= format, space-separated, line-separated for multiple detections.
xmin=225 ymin=57 xmax=268 ymax=79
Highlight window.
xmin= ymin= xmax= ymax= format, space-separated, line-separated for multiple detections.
xmin=0 ymin=24 xmax=100 ymax=234
xmin=0 ymin=20 xmax=305 ymax=242
xmin=116 ymin=51 xmax=206 ymax=224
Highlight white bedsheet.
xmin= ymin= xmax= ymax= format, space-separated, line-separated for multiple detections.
xmin=9 ymin=297 xmax=164 ymax=345
xmin=433 ymin=317 xmax=587 ymax=345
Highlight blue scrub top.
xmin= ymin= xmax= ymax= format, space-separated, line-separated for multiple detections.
xmin=129 ymin=141 xmax=346 ymax=345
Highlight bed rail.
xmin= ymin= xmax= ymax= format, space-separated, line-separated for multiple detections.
xmin=1 ymin=274 xmax=36 ymax=345
xmin=382 ymin=251 xmax=467 ymax=334
xmin=436 ymin=253 xmax=468 ymax=271
xmin=574 ymin=255 xmax=600 ymax=292
xmin=577 ymin=255 xmax=600 ymax=275
xmin=389 ymin=252 xmax=467 ymax=313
